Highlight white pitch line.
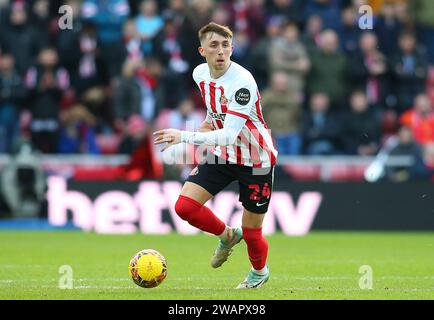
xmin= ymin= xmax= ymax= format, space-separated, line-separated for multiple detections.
xmin=291 ymin=276 xmax=434 ymax=280
xmin=0 ymin=265 xmax=48 ymax=268
xmin=0 ymin=275 xmax=433 ymax=284
xmin=282 ymin=287 xmax=434 ymax=292
xmin=1 ymin=284 xmax=433 ymax=292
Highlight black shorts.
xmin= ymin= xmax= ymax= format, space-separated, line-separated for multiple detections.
xmin=186 ymin=155 xmax=275 ymax=214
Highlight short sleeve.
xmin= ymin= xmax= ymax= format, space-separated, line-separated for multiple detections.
xmin=192 ymin=63 xmax=206 ymax=88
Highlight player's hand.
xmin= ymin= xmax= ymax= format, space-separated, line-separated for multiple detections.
xmin=198 ymin=120 xmax=213 ymax=132
xmin=153 ymin=128 xmax=181 ymax=152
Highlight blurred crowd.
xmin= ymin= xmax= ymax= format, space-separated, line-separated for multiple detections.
xmin=0 ymin=0 xmax=434 ymax=181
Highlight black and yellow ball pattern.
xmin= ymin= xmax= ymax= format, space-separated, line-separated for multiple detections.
xmin=129 ymin=249 xmax=167 ymax=288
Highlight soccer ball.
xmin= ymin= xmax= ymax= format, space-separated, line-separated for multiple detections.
xmin=128 ymin=249 xmax=167 ymax=288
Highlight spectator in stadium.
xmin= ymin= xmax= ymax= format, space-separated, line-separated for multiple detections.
xmin=261 ymin=71 xmax=301 ymax=155
xmin=306 ymin=29 xmax=347 ymax=109
xmin=348 ymin=32 xmax=389 ymax=110
xmin=231 ymin=30 xmax=252 ymax=68
xmin=337 ymin=6 xmax=361 ymax=55
xmin=216 ymin=0 xmax=267 ymax=45
xmin=57 ymin=0 xmax=84 ymax=66
xmin=139 ymin=57 xmax=165 ymax=117
xmin=135 ymin=0 xmax=164 ymax=57
xmin=123 ymin=19 xmax=144 ymax=61
xmin=114 ymin=56 xmax=164 ymax=131
xmin=161 ymin=0 xmax=188 ymax=30
xmin=390 ymin=32 xmax=429 ymax=112
xmin=210 ymin=5 xmax=231 ymax=29
xmin=0 ymin=53 xmax=25 ymax=153
xmin=302 ymin=92 xmax=340 ymax=155
xmin=80 ymin=85 xmax=112 ymax=132
xmin=395 ymin=1 xmax=412 ymax=25
xmin=117 ymin=114 xmax=162 ymax=179
xmin=117 ymin=114 xmax=148 ymax=154
xmin=24 ymin=47 xmax=70 ymax=154
xmin=113 ymin=59 xmax=145 ymax=130
xmin=185 ymin=0 xmax=214 ymax=33
xmin=58 ymin=103 xmax=101 ymax=154
xmin=81 ymin=0 xmax=130 ymax=78
xmin=374 ymin=1 xmax=402 ymax=56
xmin=81 ymin=0 xmax=130 ymax=44
xmin=249 ymin=16 xmax=284 ymax=90
xmin=400 ymin=94 xmax=434 ymax=145
xmin=409 ymin=143 xmax=434 ymax=181
xmin=29 ymin=0 xmax=51 ymax=39
xmin=64 ymin=22 xmax=110 ymax=97
xmin=232 ymin=0 xmax=267 ymax=44
xmin=386 ymin=125 xmax=423 ymax=182
xmin=304 ymin=0 xmax=342 ymax=31
xmin=301 ymin=14 xmax=324 ymax=53
xmin=411 ymin=0 xmax=434 ymax=64
xmin=381 ymin=108 xmax=400 ymax=138
xmin=268 ymin=22 xmax=310 ymax=98
xmin=0 ymin=0 xmax=9 ymax=30
xmin=151 ymin=13 xmax=192 ymax=110
xmin=341 ymin=90 xmax=381 ymax=156
xmin=0 ymin=1 xmax=46 ymax=76
xmin=266 ymin=0 xmax=303 ymax=25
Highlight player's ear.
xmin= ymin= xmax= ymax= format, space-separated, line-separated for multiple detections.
xmin=198 ymin=46 xmax=205 ymax=57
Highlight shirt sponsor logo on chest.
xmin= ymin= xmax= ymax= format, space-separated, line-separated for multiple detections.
xmin=210 ymin=112 xmax=226 ymax=121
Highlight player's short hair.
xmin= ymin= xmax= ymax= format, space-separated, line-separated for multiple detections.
xmin=198 ymin=22 xmax=233 ymax=44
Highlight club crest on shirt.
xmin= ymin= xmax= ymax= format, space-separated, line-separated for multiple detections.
xmin=219 ymin=95 xmax=228 ymax=105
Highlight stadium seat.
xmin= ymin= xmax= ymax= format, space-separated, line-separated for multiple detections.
xmin=73 ymin=166 xmax=122 ymax=181
xmin=329 ymin=165 xmax=367 ymax=182
xmin=282 ymin=164 xmax=322 ymax=181
xmin=95 ymin=134 xmax=122 ymax=154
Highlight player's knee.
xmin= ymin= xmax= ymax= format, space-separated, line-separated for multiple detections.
xmin=175 ymin=195 xmax=201 ymax=221
xmin=174 ymin=197 xmax=190 ymax=221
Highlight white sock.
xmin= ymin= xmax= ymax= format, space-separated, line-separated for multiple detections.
xmin=252 ymin=265 xmax=268 ymax=275
xmin=218 ymin=225 xmax=230 ymax=241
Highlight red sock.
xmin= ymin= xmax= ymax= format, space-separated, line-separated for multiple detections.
xmin=175 ymin=195 xmax=226 ymax=235
xmin=242 ymin=226 xmax=268 ymax=270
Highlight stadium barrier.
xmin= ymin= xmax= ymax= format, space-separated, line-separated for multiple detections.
xmin=0 ymin=154 xmax=413 ymax=182
xmin=47 ymin=176 xmax=434 ymax=235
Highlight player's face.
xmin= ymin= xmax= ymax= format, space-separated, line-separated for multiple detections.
xmin=199 ymin=33 xmax=233 ymax=72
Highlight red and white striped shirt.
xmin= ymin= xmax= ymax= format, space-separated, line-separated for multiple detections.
xmin=192 ymin=62 xmax=278 ymax=168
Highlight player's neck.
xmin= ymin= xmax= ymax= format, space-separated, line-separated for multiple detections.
xmin=209 ymin=61 xmax=232 ymax=79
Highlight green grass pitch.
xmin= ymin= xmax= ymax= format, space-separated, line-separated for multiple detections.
xmin=0 ymin=231 xmax=433 ymax=300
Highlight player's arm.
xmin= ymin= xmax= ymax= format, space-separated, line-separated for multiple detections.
xmin=153 ymin=113 xmax=247 ymax=152
xmin=154 ymin=81 xmax=254 ymax=151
